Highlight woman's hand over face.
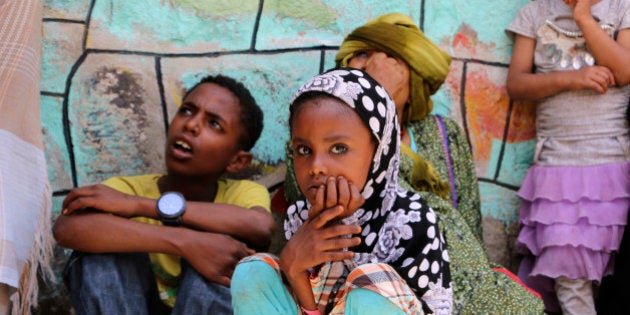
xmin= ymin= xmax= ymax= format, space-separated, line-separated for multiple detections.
xmin=349 ymin=51 xmax=410 ymax=108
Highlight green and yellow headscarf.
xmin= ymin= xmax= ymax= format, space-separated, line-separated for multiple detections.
xmin=336 ymin=13 xmax=452 ymax=201
xmin=336 ymin=13 xmax=451 ymax=122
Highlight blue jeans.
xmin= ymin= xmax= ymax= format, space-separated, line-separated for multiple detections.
xmin=64 ymin=252 xmax=232 ymax=315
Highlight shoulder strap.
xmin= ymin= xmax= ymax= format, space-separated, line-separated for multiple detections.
xmin=435 ymin=115 xmax=458 ymax=209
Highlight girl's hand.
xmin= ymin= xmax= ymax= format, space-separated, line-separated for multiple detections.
xmin=279 ymin=205 xmax=361 ymax=279
xmin=565 ymin=0 xmax=595 ymax=25
xmin=307 ymin=176 xmax=364 ymax=220
xmin=571 ymin=65 xmax=615 ymax=94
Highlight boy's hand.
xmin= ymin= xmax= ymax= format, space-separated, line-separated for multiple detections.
xmin=179 ymin=230 xmax=254 ymax=287
xmin=571 ymin=65 xmax=615 ymax=94
xmin=307 ymin=176 xmax=364 ymax=220
xmin=62 ymin=184 xmax=144 ymax=218
xmin=279 ymin=205 xmax=361 ymax=280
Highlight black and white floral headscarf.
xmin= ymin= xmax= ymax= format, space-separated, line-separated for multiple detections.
xmin=284 ymin=68 xmax=452 ymax=305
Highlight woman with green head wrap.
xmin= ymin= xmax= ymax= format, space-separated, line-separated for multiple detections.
xmin=282 ymin=13 xmax=545 ymax=314
xmin=336 ymin=12 xmax=477 ymax=237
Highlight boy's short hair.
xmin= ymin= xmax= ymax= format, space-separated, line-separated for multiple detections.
xmin=185 ymin=75 xmax=263 ymax=151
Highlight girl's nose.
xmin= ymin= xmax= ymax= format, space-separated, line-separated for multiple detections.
xmin=308 ymin=155 xmax=328 ymax=176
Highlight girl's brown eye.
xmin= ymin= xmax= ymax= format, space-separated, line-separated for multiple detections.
xmin=331 ymin=144 xmax=348 ymax=155
xmin=295 ymin=145 xmax=311 ymax=156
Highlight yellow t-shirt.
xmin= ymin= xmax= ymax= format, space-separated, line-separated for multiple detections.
xmin=102 ymin=174 xmax=271 ymax=307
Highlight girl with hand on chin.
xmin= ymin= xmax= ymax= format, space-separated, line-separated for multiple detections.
xmin=232 ymin=68 xmax=453 ymax=315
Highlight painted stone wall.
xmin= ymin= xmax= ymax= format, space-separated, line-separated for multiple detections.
xmin=40 ymin=0 xmax=535 ymax=312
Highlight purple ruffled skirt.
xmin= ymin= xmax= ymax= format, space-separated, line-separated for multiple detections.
xmin=515 ymin=162 xmax=630 ymax=311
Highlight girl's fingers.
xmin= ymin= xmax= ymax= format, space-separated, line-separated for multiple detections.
xmin=336 ymin=176 xmax=350 ymax=210
xmin=326 ymin=222 xmax=362 ymax=238
xmin=322 ymin=251 xmax=356 ymax=262
xmin=325 ymin=176 xmax=338 ymax=209
xmin=347 ymin=183 xmax=365 ymax=212
xmin=607 ymin=70 xmax=616 ymax=86
xmin=311 ymin=205 xmax=345 ymax=229
xmin=308 ymin=185 xmax=325 ymax=219
xmin=320 ymin=236 xmax=361 ymax=252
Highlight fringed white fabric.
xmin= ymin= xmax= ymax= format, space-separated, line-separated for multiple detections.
xmin=10 ymin=183 xmax=54 ymax=315
xmin=0 ymin=132 xmax=55 ymax=315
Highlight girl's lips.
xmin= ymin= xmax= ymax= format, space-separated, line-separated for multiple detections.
xmin=307 ymin=186 xmax=319 ymax=195
xmin=305 ymin=184 xmax=324 ymax=200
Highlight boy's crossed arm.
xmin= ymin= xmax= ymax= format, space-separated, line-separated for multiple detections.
xmin=54 ymin=209 xmax=252 ymax=286
xmin=54 ymin=183 xmax=274 ymax=284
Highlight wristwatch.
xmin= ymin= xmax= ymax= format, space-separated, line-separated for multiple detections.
xmin=156 ymin=191 xmax=186 ymax=226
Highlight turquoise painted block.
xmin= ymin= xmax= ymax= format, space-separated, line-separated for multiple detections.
xmin=89 ymin=0 xmax=258 ymax=53
xmin=41 ymin=95 xmax=73 ymax=192
xmin=42 ymin=22 xmax=85 ymax=93
xmin=431 ymin=89 xmax=454 ymax=117
xmin=323 ymin=49 xmax=338 ymax=70
xmin=257 ymin=0 xmax=421 ymax=50
xmin=160 ymin=51 xmax=323 ymax=163
xmin=431 ymin=60 xmax=466 ymax=122
xmin=424 ymin=0 xmax=531 ymax=62
xmin=479 ymin=181 xmax=521 ymax=224
xmin=67 ymin=53 xmax=166 ymax=186
xmin=52 ymin=195 xmax=66 ymax=215
xmin=44 ymin=0 xmax=91 ymax=20
xmin=496 ymin=140 xmax=535 ymax=187
xmin=485 ymin=138 xmax=534 ymax=188
xmin=485 ymin=138 xmax=502 ymax=179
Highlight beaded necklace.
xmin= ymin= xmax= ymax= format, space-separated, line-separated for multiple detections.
xmin=541 ymin=18 xmax=615 ymax=69
xmin=544 ymin=19 xmax=614 ymax=38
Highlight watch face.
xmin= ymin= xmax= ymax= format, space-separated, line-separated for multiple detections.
xmin=158 ymin=192 xmax=185 ymax=217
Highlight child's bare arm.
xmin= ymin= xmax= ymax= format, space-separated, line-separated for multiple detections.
xmin=61 ymin=184 xmax=275 ymax=250
xmin=178 ymin=203 xmax=274 ymax=250
xmin=61 ymin=184 xmax=152 ymax=218
xmin=571 ymin=0 xmax=630 ymax=85
xmin=507 ymin=34 xmax=615 ymax=101
xmin=53 ymin=211 xmax=253 ymax=286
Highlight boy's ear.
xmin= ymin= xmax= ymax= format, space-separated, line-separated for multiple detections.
xmin=225 ymin=150 xmax=253 ymax=174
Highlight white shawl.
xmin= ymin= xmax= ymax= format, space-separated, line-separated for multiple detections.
xmin=0 ymin=0 xmax=54 ymax=313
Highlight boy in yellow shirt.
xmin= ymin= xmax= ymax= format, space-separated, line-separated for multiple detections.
xmin=53 ymin=74 xmax=275 ymax=314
